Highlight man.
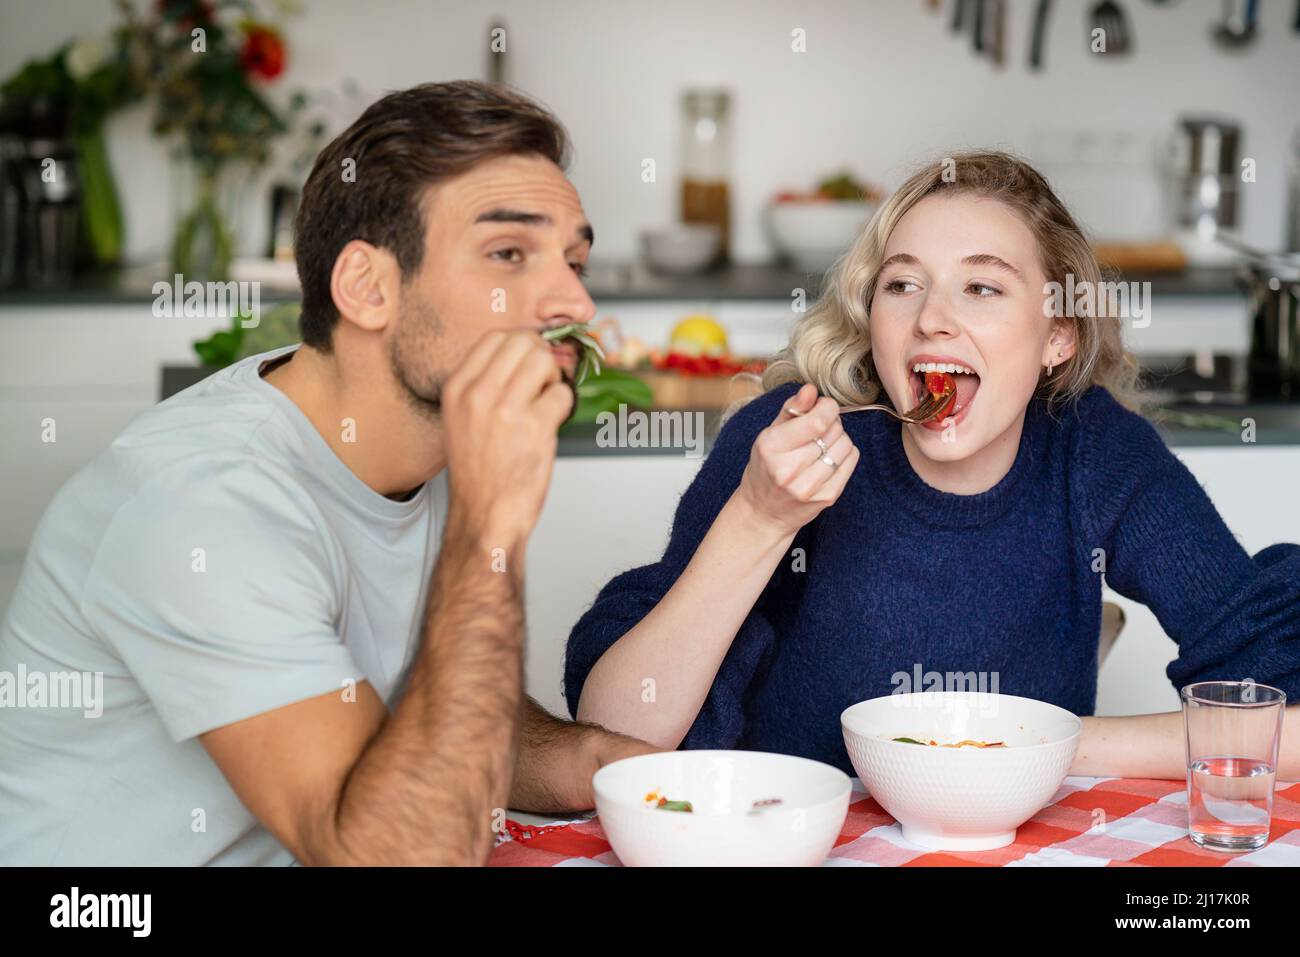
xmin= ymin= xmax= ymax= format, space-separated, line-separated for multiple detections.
xmin=0 ymin=80 xmax=653 ymax=866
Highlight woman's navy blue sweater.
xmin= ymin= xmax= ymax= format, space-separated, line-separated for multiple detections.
xmin=564 ymin=383 xmax=1300 ymax=775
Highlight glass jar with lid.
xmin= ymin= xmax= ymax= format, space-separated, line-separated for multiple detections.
xmin=680 ymin=87 xmax=731 ymax=265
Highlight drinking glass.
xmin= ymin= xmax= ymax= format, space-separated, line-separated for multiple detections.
xmin=1181 ymin=681 xmax=1286 ymax=852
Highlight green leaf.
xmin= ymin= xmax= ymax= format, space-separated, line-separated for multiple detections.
xmin=192 ymin=317 xmax=246 ymax=368
xmin=565 ymin=366 xmax=653 ymax=425
xmin=576 ymin=369 xmax=652 ymax=406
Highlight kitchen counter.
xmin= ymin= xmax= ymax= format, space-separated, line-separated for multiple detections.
xmin=158 ymin=362 xmax=1300 ymax=452
xmin=553 ymin=400 xmax=1300 ymax=453
xmin=0 ymin=261 xmax=1244 ymax=306
xmin=579 ymin=262 xmax=1244 ymax=302
xmin=1150 ymin=400 xmax=1300 ymax=447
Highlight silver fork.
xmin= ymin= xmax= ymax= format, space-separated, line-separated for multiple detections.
xmin=785 ymin=387 xmax=952 ymax=425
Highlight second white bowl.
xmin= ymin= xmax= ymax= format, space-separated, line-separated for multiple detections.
xmin=841 ymin=692 xmax=1082 ymax=851
xmin=592 ymin=749 xmax=851 ymax=866
xmin=765 ymin=200 xmax=874 ymax=271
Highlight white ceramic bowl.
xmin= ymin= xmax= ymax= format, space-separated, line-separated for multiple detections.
xmin=765 ymin=200 xmax=875 ymax=271
xmin=841 ymin=692 xmax=1082 ymax=851
xmin=592 ymin=749 xmax=851 ymax=867
xmin=640 ymin=223 xmax=721 ymax=274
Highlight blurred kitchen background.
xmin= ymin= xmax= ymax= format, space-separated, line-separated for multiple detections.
xmin=2 ymin=0 xmax=1299 ymax=719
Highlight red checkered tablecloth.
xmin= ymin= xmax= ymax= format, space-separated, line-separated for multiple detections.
xmin=490 ymin=775 xmax=1300 ymax=867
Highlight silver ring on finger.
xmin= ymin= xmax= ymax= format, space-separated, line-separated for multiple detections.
xmin=814 ymin=436 xmax=828 ymax=453
xmin=820 ymin=453 xmax=838 ymax=469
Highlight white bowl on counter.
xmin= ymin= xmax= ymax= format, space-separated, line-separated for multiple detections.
xmin=841 ymin=692 xmax=1082 ymax=851
xmin=592 ymin=749 xmax=851 ymax=866
xmin=765 ymin=199 xmax=875 ymax=271
xmin=640 ymin=223 xmax=721 ymax=275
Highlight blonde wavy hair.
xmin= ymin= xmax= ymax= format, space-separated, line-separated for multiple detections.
xmin=759 ymin=150 xmax=1141 ymax=413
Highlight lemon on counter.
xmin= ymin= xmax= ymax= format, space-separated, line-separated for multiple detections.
xmin=669 ymin=315 xmax=729 ymax=357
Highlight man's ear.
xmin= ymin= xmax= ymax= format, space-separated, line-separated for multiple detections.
xmin=1045 ymin=318 xmax=1078 ymax=364
xmin=329 ymin=240 xmax=400 ymax=335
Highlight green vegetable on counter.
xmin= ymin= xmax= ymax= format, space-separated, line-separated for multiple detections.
xmin=817 ymin=171 xmax=868 ymax=201
xmin=568 ymin=365 xmax=653 ymax=426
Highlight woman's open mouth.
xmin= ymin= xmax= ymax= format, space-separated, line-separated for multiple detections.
xmin=909 ymin=359 xmax=981 ymax=431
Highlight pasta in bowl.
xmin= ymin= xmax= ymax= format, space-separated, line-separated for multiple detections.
xmin=841 ymin=691 xmax=1082 ymax=851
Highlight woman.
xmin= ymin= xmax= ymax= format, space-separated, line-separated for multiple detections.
xmin=565 ymin=151 xmax=1299 ymax=778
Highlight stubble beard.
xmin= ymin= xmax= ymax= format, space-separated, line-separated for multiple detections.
xmin=389 ymin=292 xmax=446 ymax=419
xmin=389 ymin=291 xmax=582 ymax=422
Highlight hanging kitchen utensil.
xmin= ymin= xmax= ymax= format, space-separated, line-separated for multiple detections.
xmin=1212 ymin=0 xmax=1258 ymax=48
xmin=487 ymin=18 xmax=508 ymax=85
xmin=972 ymin=0 xmax=985 ymax=53
xmin=1029 ymin=0 xmax=1053 ymax=70
xmin=987 ymin=0 xmax=1006 ymax=66
xmin=1089 ymin=1 xmax=1132 ymax=54
xmin=1287 ymin=129 xmax=1300 ymax=253
xmin=951 ymin=0 xmax=969 ymax=33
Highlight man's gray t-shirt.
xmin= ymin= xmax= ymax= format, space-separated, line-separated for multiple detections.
xmin=0 ymin=346 xmax=446 ymax=865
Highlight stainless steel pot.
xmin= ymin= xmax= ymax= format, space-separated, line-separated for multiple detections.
xmin=1242 ymin=261 xmax=1300 ymax=400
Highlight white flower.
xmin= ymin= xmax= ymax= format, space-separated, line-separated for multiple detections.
xmin=66 ymin=34 xmax=111 ymax=82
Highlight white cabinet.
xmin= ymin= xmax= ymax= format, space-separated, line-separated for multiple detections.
xmin=524 ymin=456 xmax=701 ymax=716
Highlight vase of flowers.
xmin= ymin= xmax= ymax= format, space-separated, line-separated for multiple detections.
xmin=152 ymin=0 xmax=292 ymax=280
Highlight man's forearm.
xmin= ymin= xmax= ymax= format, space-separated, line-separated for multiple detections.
xmin=509 ymin=697 xmax=603 ymax=814
xmin=324 ymin=519 xmax=527 ymax=865
xmin=1071 ymin=704 xmax=1300 ymax=781
xmin=510 ymin=698 xmax=663 ymax=815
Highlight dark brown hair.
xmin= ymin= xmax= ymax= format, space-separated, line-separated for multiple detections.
xmin=294 ymin=80 xmax=571 ymax=350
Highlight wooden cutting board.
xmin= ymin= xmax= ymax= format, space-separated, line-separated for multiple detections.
xmin=1091 ymin=240 xmax=1188 ymax=273
xmin=638 ymin=369 xmax=764 ymax=410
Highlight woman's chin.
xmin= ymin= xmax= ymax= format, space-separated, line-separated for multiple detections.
xmin=905 ymin=423 xmax=980 ymax=462
xmin=888 ymin=384 xmax=982 ymax=462
xmin=904 ymin=400 xmax=989 ymax=462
